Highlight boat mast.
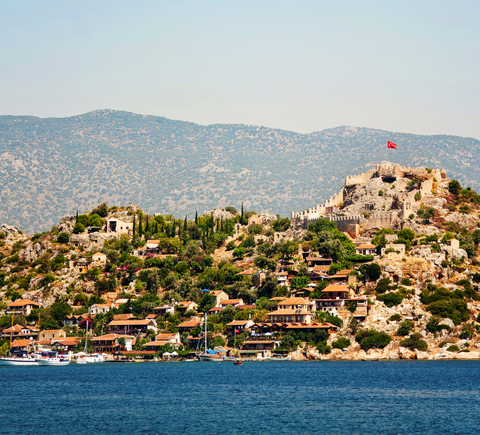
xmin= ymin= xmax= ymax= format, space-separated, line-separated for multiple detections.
xmin=204 ymin=313 xmax=207 ymax=351
xmin=85 ymin=321 xmax=88 ymax=354
xmin=9 ymin=309 xmax=14 ymax=351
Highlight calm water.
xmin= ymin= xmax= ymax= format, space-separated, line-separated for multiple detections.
xmin=1 ymin=360 xmax=480 ymax=434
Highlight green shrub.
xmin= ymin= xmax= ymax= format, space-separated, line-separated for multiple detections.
xmin=397 ymin=320 xmax=414 ymax=336
xmin=388 ymin=314 xmax=402 ymax=322
xmin=439 ymin=341 xmax=448 ymax=348
xmin=446 ymin=345 xmax=460 ymax=353
xmin=426 ymin=316 xmax=452 ymax=333
xmin=72 ymin=223 xmax=85 ymax=234
xmin=401 ymin=278 xmax=412 ymax=286
xmin=331 ymin=337 xmax=351 ymax=349
xmin=316 ymin=342 xmax=331 ymax=354
xmin=400 ymin=333 xmax=428 ymax=351
xmin=377 ymin=292 xmax=405 ymax=307
xmin=355 ymin=330 xmax=391 ymax=351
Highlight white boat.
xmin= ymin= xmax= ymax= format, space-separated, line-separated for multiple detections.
xmin=36 ymin=351 xmax=70 ymax=366
xmin=197 ymin=313 xmax=223 ymax=362
xmin=77 ymin=353 xmax=106 ymax=363
xmin=0 ymin=355 xmax=39 ymax=366
xmin=267 ymin=354 xmax=291 ymax=361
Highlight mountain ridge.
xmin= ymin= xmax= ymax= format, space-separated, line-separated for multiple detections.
xmin=1 ymin=110 xmax=479 ymax=233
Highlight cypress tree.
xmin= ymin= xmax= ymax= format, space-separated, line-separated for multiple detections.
xmin=138 ymin=212 xmax=143 ymax=236
xmin=145 ymin=215 xmax=150 ymax=233
xmin=184 ymin=214 xmax=188 ymax=232
xmin=75 ymin=210 xmax=79 ymax=223
xmin=154 ymin=221 xmax=158 ymax=235
xmin=195 ymin=210 xmax=198 ymax=225
xmin=241 ymin=202 xmax=244 ymax=224
xmin=133 ymin=214 xmax=136 ymax=236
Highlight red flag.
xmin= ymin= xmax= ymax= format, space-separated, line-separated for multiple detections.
xmin=387 ymin=141 xmax=397 ymax=149
xmin=235 ymin=329 xmax=240 ymax=333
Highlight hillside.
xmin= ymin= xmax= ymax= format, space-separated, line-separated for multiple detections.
xmin=1 ymin=110 xmax=480 ymax=233
xmin=1 ymin=164 xmax=480 ymax=360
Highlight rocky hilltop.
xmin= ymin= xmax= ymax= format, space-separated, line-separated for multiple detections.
xmin=1 ymin=163 xmax=480 ymax=361
xmin=1 ymin=110 xmax=480 ymax=233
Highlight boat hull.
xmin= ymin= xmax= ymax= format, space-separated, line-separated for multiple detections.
xmin=267 ymin=356 xmax=291 ymax=361
xmin=0 ymin=357 xmax=38 ymax=366
xmin=36 ymin=358 xmax=70 ymax=366
xmin=197 ymin=354 xmax=223 ymax=362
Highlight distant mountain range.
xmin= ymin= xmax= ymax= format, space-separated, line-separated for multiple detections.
xmin=1 ymin=109 xmax=479 ymax=233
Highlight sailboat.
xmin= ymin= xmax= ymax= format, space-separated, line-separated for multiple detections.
xmin=76 ymin=320 xmax=105 ymax=364
xmin=233 ymin=328 xmax=243 ymax=365
xmin=197 ymin=313 xmax=223 ymax=362
xmin=0 ymin=309 xmax=38 ymax=366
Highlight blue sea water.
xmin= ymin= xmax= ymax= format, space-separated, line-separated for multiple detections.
xmin=1 ymin=360 xmax=480 ymax=434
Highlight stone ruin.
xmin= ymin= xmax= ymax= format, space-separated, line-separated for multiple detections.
xmin=291 ymin=162 xmax=447 ymax=236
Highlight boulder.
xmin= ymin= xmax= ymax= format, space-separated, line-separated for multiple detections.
xmin=439 ymin=318 xmax=455 ymax=329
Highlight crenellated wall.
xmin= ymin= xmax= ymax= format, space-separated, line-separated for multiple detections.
xmin=291 ymin=162 xmax=446 ymax=233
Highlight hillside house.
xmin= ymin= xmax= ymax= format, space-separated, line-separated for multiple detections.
xmin=219 ymin=299 xmax=244 ymax=308
xmin=52 ymin=337 xmax=81 ymax=352
xmin=10 ymin=339 xmax=34 ymax=354
xmin=63 ymin=314 xmax=90 ymax=327
xmin=226 ymin=320 xmax=254 ymax=332
xmin=266 ymin=297 xmax=314 ymax=324
xmin=92 ymin=252 xmax=107 ymax=264
xmin=107 ymin=319 xmax=157 ymax=335
xmin=210 ymin=290 xmax=229 ymax=307
xmin=6 ymin=299 xmax=42 ymax=316
xmin=89 ymin=303 xmax=118 ymax=316
xmin=176 ymin=301 xmax=198 ymax=315
xmin=1 ymin=325 xmax=38 ymax=340
xmin=106 ymin=218 xmax=133 ymax=235
xmin=177 ymin=319 xmax=201 ymax=334
xmin=305 ymin=257 xmax=333 ymax=267
xmin=39 ymin=329 xmax=66 ymax=343
xmin=355 ymin=244 xmax=377 ymax=256
xmin=153 ymin=305 xmax=175 ymax=316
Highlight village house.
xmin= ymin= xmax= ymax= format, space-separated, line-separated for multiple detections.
xmin=52 ymin=337 xmax=81 ymax=352
xmin=92 ymin=252 xmax=107 ymax=264
xmin=209 ymin=290 xmax=229 ymax=307
xmin=314 ymin=284 xmax=353 ymax=315
xmin=176 ymin=301 xmax=198 ymax=315
xmin=1 ymin=324 xmax=38 ymax=340
xmin=153 ymin=304 xmax=175 ymax=316
xmin=266 ymin=297 xmax=314 ymax=324
xmin=63 ymin=314 xmax=89 ymax=328
xmin=6 ymin=299 xmax=42 ymax=316
xmin=143 ymin=332 xmax=181 ymax=351
xmin=10 ymin=339 xmax=34 ymax=354
xmin=145 ymin=240 xmax=160 ymax=253
xmin=219 ymin=299 xmax=244 ymax=308
xmin=39 ymin=329 xmax=67 ymax=343
xmin=241 ymin=340 xmax=277 ymax=354
xmin=285 ymin=322 xmax=338 ymax=334
xmin=90 ymin=334 xmax=136 ymax=353
xmin=106 ymin=218 xmax=133 ymax=235
xmin=75 ymin=258 xmax=89 ymax=274
xmin=226 ymin=319 xmax=254 ymax=333
xmin=89 ymin=302 xmax=118 ymax=316
xmin=113 ymin=313 xmax=137 ymax=321
xmin=107 ymin=319 xmax=157 ymax=335
xmin=355 ymin=244 xmax=377 ymax=256
xmin=305 ymin=256 xmax=333 ymax=268
xmin=176 ymin=319 xmax=201 ymax=334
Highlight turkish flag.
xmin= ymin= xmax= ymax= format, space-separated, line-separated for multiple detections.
xmin=387 ymin=141 xmax=397 ymax=149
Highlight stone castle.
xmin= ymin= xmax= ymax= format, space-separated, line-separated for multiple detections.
xmin=291 ymin=162 xmax=447 ymax=236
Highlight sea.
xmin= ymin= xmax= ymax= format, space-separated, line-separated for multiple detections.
xmin=1 ymin=360 xmax=479 ymax=434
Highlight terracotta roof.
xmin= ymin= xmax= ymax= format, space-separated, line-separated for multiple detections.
xmin=277 ymin=297 xmax=310 ymax=305
xmin=322 ymin=285 xmax=351 ymax=292
xmin=108 ymin=320 xmax=155 ymax=326
xmin=312 ymin=265 xmax=330 ymax=272
xmin=210 ymin=290 xmax=227 ymax=296
xmin=7 ymin=299 xmax=41 ymax=307
xmin=267 ymin=309 xmax=311 ymax=316
xmin=53 ymin=337 xmax=81 ymax=346
xmin=242 ymin=340 xmax=275 ymax=344
xmin=146 ymin=314 xmax=159 ymax=319
xmin=177 ymin=320 xmax=201 ymax=328
xmin=226 ymin=320 xmax=251 ymax=326
xmin=40 ymin=329 xmax=63 ymax=334
xmin=155 ymin=333 xmax=177 ymax=340
xmin=178 ymin=301 xmax=196 ymax=307
xmin=143 ymin=340 xmax=169 ymax=347
xmin=306 ymin=257 xmax=332 ymax=262
xmin=91 ymin=334 xmax=120 ymax=341
xmin=113 ymin=314 xmax=137 ymax=321
xmin=11 ymin=339 xmax=32 ymax=347
xmin=356 ymin=244 xmax=376 ymax=249
xmin=39 ymin=339 xmax=51 ymax=345
xmin=286 ymin=322 xmax=337 ymax=329
xmin=208 ymin=307 xmax=222 ymax=312
xmin=220 ymin=299 xmax=243 ymax=305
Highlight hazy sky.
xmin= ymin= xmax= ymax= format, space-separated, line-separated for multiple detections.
xmin=1 ymin=1 xmax=479 ymax=138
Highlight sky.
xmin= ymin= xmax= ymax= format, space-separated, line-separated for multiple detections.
xmin=1 ymin=0 xmax=479 ymax=139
